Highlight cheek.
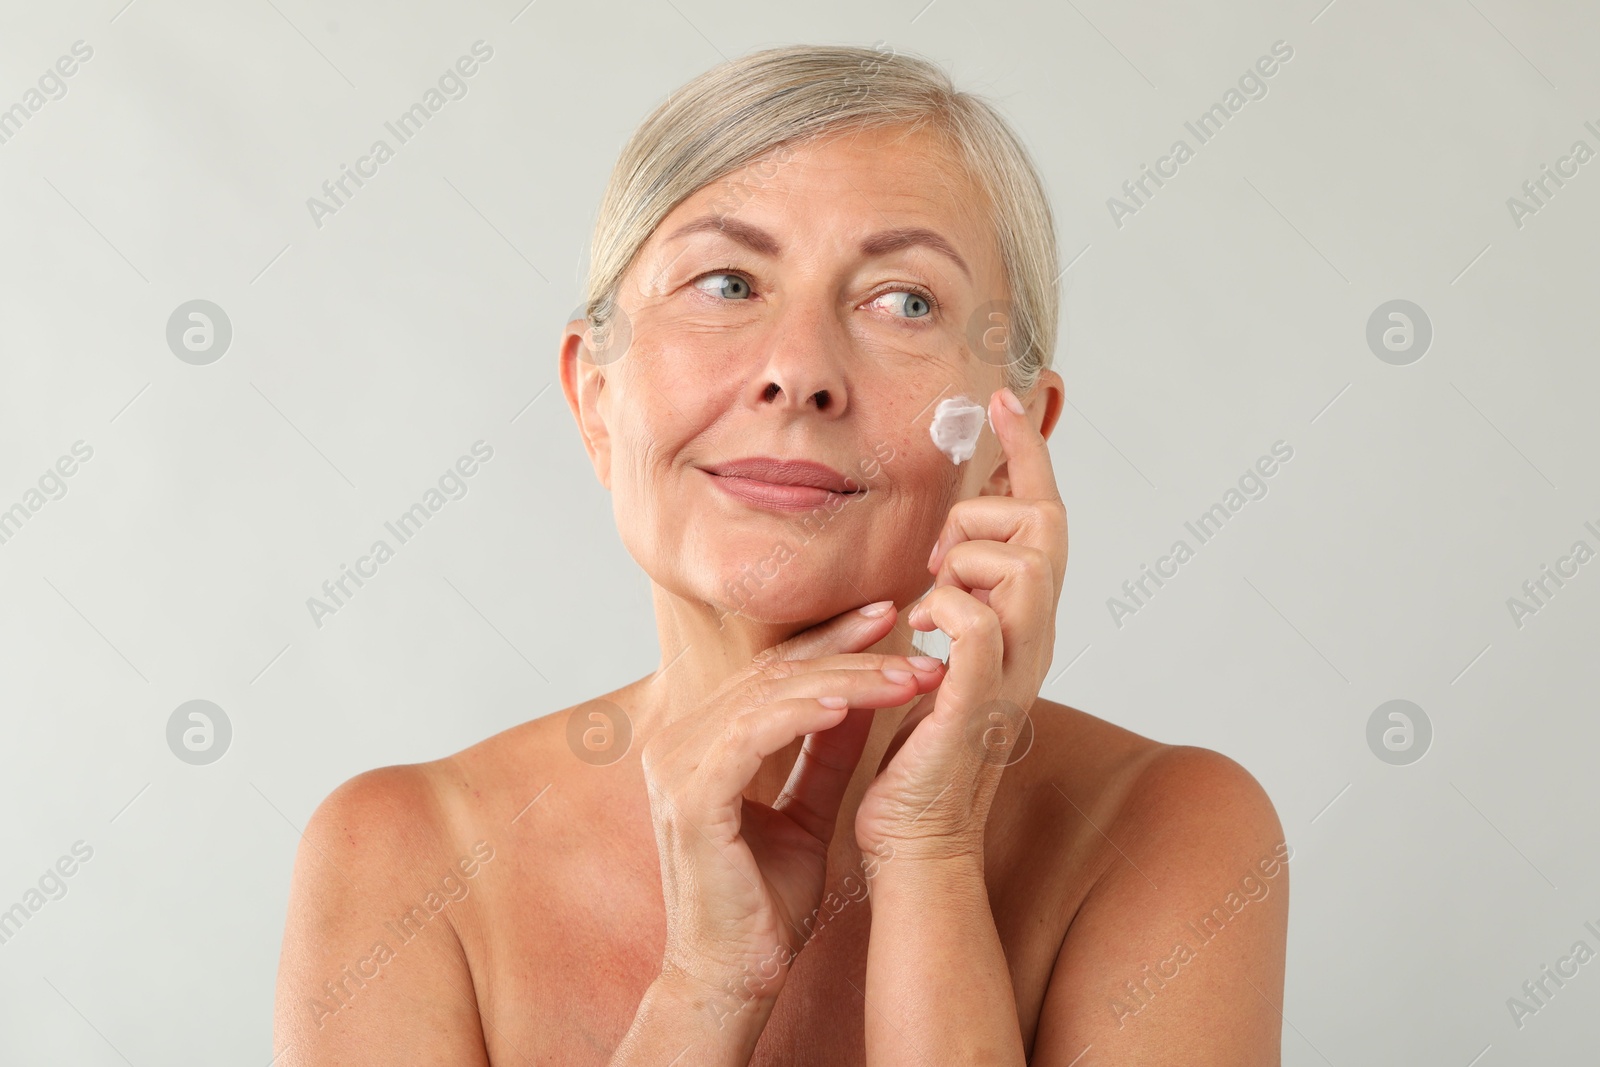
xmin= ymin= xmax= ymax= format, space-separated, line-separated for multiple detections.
xmin=604 ymin=374 xmax=689 ymax=519
xmin=636 ymin=310 xmax=752 ymax=383
xmin=873 ymin=432 xmax=965 ymax=534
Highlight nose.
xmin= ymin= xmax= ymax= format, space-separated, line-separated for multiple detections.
xmin=744 ymin=300 xmax=849 ymax=417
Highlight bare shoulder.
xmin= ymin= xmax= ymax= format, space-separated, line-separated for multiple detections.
xmin=288 ymin=695 xmax=633 ymax=882
xmin=423 ymin=698 xmax=632 ymax=828
xmin=273 ymin=758 xmax=495 ymax=1063
xmin=300 ymin=761 xmax=453 ymax=857
xmin=1020 ymin=699 xmax=1290 ymax=1065
xmin=1010 ymin=698 xmax=1282 ymax=857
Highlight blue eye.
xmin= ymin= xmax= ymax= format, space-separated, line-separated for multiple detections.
xmin=873 ymin=289 xmax=935 ymax=319
xmin=695 ymin=272 xmax=752 ymax=300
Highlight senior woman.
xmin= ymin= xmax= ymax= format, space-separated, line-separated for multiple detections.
xmin=274 ymin=44 xmax=1288 ymax=1066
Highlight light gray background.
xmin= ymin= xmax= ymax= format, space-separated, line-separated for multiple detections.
xmin=2 ymin=0 xmax=1596 ymax=1063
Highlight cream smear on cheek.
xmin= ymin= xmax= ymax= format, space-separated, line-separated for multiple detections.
xmin=928 ymin=394 xmax=992 ymax=464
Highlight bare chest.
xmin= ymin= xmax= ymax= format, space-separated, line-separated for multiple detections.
xmin=463 ymin=843 xmax=1072 ymax=1066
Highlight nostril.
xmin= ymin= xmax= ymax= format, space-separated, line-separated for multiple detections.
xmin=763 ymin=382 xmax=781 ymax=402
xmin=814 ymin=389 xmax=830 ymax=410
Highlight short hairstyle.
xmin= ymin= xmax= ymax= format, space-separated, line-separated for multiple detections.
xmin=583 ymin=43 xmax=1059 ymax=394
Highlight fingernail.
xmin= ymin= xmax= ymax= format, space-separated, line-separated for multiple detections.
xmin=860 ymin=600 xmax=894 ymax=618
xmin=908 ymin=655 xmax=943 ymax=671
xmin=882 ymin=668 xmax=915 ymax=684
xmin=819 ymin=696 xmax=849 ymax=709
xmin=926 ymin=540 xmax=939 ymax=570
xmin=998 ymin=387 xmax=1026 ymax=416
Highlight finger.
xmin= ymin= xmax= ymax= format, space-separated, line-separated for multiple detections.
xmin=762 ymin=652 xmax=947 ymax=678
xmin=926 ymin=496 xmax=1068 ymax=581
xmin=665 ymin=658 xmax=942 ymax=773
xmin=671 ymin=667 xmax=935 ymax=806
xmin=989 ymin=387 xmax=1063 ymax=505
xmin=684 ymin=698 xmax=861 ymax=810
xmin=754 ymin=666 xmax=937 ymax=710
xmin=903 ymin=586 xmax=1004 ymax=743
xmin=932 ymin=541 xmax=1057 ymax=654
xmin=774 ymin=707 xmax=874 ymax=844
xmin=764 ymin=601 xmax=899 ymax=665
xmin=874 ymin=689 xmax=938 ymax=776
xmin=668 ymin=697 xmax=857 ymax=825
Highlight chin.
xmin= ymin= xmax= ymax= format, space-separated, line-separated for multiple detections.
xmin=702 ymin=549 xmax=861 ymax=626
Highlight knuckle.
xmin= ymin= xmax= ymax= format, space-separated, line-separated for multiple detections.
xmin=1037 ymin=499 xmax=1068 ymax=537
xmin=942 ymin=539 xmax=973 ymax=563
xmin=720 ymin=713 xmax=754 ymax=749
xmin=946 ymin=498 xmax=977 ymax=526
xmin=1015 ymin=546 xmax=1052 ymax=581
xmin=761 ymin=657 xmax=798 ymax=682
xmin=968 ymin=600 xmax=1002 ymax=638
xmin=744 ymin=677 xmax=775 ymax=708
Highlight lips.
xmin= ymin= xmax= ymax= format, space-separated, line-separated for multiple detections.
xmin=701 ymin=457 xmax=864 ymax=511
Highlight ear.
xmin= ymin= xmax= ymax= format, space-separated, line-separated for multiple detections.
xmin=559 ymin=317 xmax=613 ymax=490
xmin=977 ymin=368 xmax=1065 ymax=498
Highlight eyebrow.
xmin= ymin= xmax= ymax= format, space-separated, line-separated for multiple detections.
xmin=665 ymin=216 xmax=782 ymax=257
xmin=662 ymin=216 xmax=972 ymax=281
xmin=859 ymin=227 xmax=972 ymax=281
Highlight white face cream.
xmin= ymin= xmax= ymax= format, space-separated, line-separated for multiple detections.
xmin=929 ymin=394 xmax=990 ymax=464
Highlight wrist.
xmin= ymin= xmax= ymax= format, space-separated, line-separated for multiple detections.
xmin=611 ymin=975 xmax=774 ymax=1067
xmin=861 ymin=834 xmax=984 ymax=876
xmin=865 ymin=843 xmax=988 ymax=905
xmin=656 ymin=955 xmax=783 ymax=1029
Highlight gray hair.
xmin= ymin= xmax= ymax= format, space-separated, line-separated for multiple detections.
xmin=584 ymin=43 xmax=1059 ymax=395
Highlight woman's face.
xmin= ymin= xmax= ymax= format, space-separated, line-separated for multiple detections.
xmin=564 ymin=123 xmax=1034 ymax=626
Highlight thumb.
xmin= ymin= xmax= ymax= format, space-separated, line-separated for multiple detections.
xmin=764 ymin=600 xmax=898 ymax=664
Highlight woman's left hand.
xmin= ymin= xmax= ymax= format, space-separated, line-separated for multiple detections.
xmin=856 ymin=386 xmax=1067 ymax=864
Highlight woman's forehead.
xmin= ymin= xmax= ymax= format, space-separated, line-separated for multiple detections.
xmin=712 ymin=125 xmax=979 ymax=207
xmin=652 ymin=127 xmax=998 ymax=272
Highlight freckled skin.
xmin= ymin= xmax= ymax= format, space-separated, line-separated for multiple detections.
xmin=273 ymin=124 xmax=1288 ymax=1067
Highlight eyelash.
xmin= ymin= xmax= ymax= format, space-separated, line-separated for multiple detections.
xmin=692 ymin=267 xmax=942 ymax=319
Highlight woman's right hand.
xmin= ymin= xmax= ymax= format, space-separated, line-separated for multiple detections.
xmin=638 ymin=600 xmax=945 ymax=1026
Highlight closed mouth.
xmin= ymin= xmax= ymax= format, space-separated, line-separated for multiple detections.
xmin=701 ymin=458 xmax=863 ymax=495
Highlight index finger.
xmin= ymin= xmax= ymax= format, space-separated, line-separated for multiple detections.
xmin=760 ymin=600 xmax=898 ymax=666
xmin=989 ymin=387 xmax=1062 ymax=504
